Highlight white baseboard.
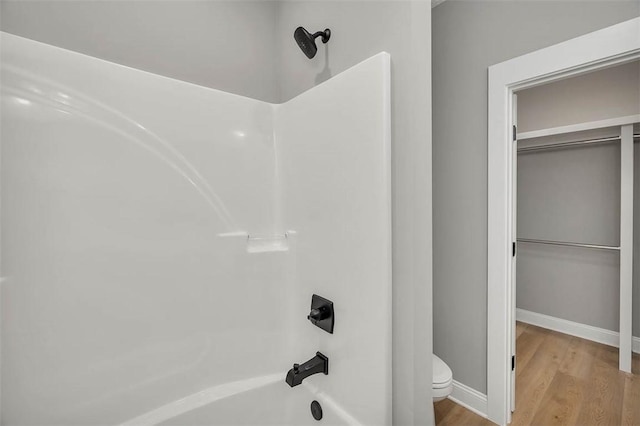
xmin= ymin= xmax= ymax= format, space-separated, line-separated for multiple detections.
xmin=516 ymin=308 xmax=640 ymax=354
xmin=448 ymin=380 xmax=488 ymax=419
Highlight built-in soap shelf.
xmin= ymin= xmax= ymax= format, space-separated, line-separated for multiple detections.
xmin=218 ymin=231 xmax=292 ymax=253
xmin=246 ymin=233 xmax=289 ymax=253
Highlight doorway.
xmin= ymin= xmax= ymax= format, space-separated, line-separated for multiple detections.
xmin=486 ymin=17 xmax=640 ymax=425
xmin=509 ymin=60 xmax=639 ymax=424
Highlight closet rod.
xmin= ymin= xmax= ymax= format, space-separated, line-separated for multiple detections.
xmin=518 ymin=133 xmax=640 ymax=153
xmin=517 ymin=238 xmax=620 ymax=251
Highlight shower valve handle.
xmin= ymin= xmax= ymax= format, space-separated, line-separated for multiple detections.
xmin=307 ymin=295 xmax=334 ymax=334
xmin=308 ymin=307 xmax=328 ymax=322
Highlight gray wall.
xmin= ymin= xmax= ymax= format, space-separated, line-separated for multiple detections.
xmin=517 ymin=140 xmax=622 ymax=330
xmin=276 ymin=3 xmax=433 ymax=424
xmin=432 ymin=0 xmax=640 ymax=395
xmin=516 ymin=62 xmax=640 ymax=336
xmin=0 ymin=0 xmax=280 ymax=103
xmin=517 ymin=61 xmax=640 ymax=133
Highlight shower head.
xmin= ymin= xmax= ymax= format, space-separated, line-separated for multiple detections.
xmin=294 ymin=27 xmax=331 ymax=59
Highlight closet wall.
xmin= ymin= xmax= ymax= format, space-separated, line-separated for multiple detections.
xmin=516 ymin=61 xmax=640 ymax=339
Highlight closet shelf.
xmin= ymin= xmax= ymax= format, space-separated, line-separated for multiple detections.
xmin=516 ymin=114 xmax=640 ymax=140
xmin=518 ymin=134 xmax=640 ymax=154
xmin=517 ymin=238 xmax=619 ymax=251
xmin=517 ymin=135 xmax=619 ymax=153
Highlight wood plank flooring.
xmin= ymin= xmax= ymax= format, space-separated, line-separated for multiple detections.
xmin=435 ymin=322 xmax=640 ymax=426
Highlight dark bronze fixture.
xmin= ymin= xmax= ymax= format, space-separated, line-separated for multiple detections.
xmin=308 ymin=294 xmax=334 ymax=334
xmin=294 ymin=27 xmax=331 ymax=59
xmin=285 ymin=352 xmax=329 ymax=387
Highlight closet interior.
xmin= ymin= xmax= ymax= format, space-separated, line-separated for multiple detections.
xmin=514 ymin=60 xmax=639 ymax=373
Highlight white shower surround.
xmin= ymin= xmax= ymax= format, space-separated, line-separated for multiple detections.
xmin=0 ymin=32 xmax=391 ymax=425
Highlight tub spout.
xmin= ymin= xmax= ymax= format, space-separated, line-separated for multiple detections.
xmin=285 ymin=352 xmax=329 ymax=387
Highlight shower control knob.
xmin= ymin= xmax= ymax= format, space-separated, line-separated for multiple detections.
xmin=293 ymin=363 xmax=300 ymax=373
xmin=307 ymin=294 xmax=334 ymax=334
xmin=308 ymin=308 xmax=328 ymax=322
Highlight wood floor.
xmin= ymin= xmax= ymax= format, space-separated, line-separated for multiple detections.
xmin=435 ymin=322 xmax=640 ymax=426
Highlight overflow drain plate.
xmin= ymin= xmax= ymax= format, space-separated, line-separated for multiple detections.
xmin=311 ymin=400 xmax=323 ymax=421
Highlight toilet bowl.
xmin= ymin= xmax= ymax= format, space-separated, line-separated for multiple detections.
xmin=432 ymin=354 xmax=453 ymax=402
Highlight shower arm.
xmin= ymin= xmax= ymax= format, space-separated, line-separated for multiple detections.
xmin=312 ymin=30 xmax=331 ymax=43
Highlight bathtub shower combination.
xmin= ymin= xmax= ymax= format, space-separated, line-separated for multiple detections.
xmin=0 ymin=33 xmax=391 ymax=425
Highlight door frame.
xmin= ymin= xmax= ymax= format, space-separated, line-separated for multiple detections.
xmin=486 ymin=17 xmax=640 ymax=425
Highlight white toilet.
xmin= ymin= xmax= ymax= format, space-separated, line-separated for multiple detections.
xmin=432 ymin=354 xmax=453 ymax=402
